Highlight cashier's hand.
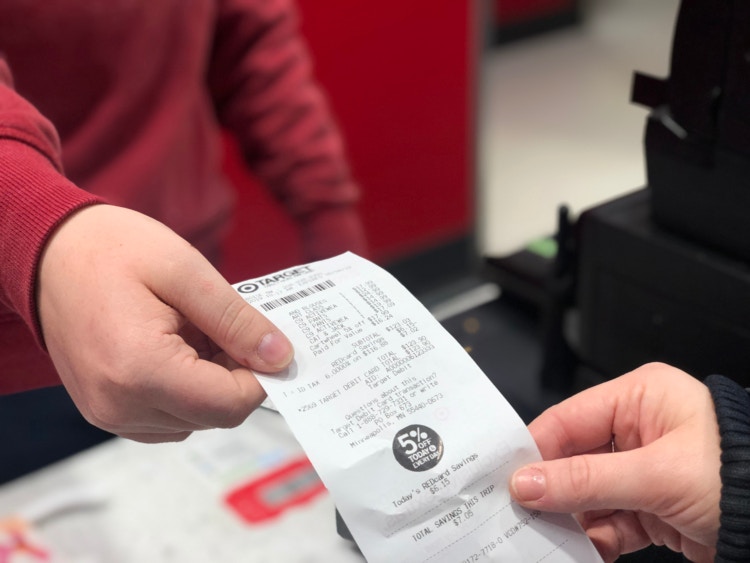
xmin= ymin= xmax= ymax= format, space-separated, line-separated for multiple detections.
xmin=37 ymin=205 xmax=294 ymax=443
xmin=509 ymin=363 xmax=721 ymax=563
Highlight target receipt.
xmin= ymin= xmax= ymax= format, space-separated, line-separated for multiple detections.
xmin=234 ymin=253 xmax=603 ymax=563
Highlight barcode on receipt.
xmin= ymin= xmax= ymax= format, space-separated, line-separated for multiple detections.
xmin=259 ymin=280 xmax=336 ymax=312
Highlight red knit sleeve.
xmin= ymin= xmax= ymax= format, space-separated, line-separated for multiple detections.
xmin=0 ymin=57 xmax=102 ymax=346
xmin=208 ymin=0 xmax=367 ymax=260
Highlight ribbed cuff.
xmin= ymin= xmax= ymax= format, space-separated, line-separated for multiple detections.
xmin=0 ymin=140 xmax=102 ymax=346
xmin=705 ymin=374 xmax=750 ymax=562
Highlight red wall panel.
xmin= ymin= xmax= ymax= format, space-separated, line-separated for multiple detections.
xmin=220 ymin=1 xmax=477 ymax=283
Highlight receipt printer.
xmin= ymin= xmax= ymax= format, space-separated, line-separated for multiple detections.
xmin=632 ymin=0 xmax=750 ymax=261
xmin=575 ymin=0 xmax=750 ymax=387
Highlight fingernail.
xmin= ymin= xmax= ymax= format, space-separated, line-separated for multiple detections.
xmin=258 ymin=331 xmax=293 ymax=367
xmin=511 ymin=467 xmax=546 ymax=501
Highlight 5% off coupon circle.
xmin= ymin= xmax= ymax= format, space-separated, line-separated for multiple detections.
xmin=392 ymin=424 xmax=444 ymax=472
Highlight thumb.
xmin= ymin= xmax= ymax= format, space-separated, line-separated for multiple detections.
xmin=149 ymin=246 xmax=294 ymax=372
xmin=509 ymin=448 xmax=661 ymax=515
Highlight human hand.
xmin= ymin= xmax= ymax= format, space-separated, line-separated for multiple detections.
xmin=37 ymin=205 xmax=294 ymax=443
xmin=509 ymin=363 xmax=721 ymax=562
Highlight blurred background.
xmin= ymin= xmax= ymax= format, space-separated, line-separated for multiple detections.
xmin=2 ymin=0 xmax=686 ymax=493
xmin=220 ymin=0 xmax=679 ymax=295
xmin=1 ymin=2 xmax=690 ymax=561
xmin=481 ymin=0 xmax=678 ymax=257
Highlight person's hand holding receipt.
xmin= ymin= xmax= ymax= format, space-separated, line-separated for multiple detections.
xmin=36 ymin=205 xmax=294 ymax=443
xmin=510 ymin=363 xmax=722 ymax=562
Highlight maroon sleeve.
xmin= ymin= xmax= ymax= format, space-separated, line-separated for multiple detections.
xmin=0 ymin=57 xmax=102 ymax=346
xmin=208 ymin=0 xmax=367 ymax=260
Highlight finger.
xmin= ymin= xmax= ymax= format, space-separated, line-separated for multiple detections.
xmin=527 ymin=380 xmax=624 ymax=461
xmin=528 ymin=364 xmax=697 ymax=461
xmin=62 ymin=383 xmax=211 ymax=437
xmin=120 ymin=431 xmax=193 ymax=444
xmin=210 ymin=350 xmax=243 ymax=371
xmin=84 ymin=411 xmax=211 ymax=435
xmin=509 ymin=446 xmax=664 ymax=514
xmin=627 ymin=513 xmax=716 ymax=562
xmin=583 ymin=510 xmax=652 ymax=562
xmin=584 ymin=443 xmax=615 ymax=456
xmin=149 ymin=352 xmax=268 ymax=428
xmin=87 ymin=419 xmax=209 ymax=436
xmin=146 ymin=244 xmax=293 ymax=372
xmin=577 ymin=508 xmax=617 ymax=526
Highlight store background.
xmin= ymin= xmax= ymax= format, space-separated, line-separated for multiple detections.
xmin=1 ymin=1 xmax=685 ymax=561
xmin=219 ymin=0 xmax=678 ymax=296
xmin=2 ymin=0 xmax=682 ymax=490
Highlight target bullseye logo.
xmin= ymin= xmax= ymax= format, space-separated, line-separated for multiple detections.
xmin=392 ymin=424 xmax=443 ymax=472
xmin=237 ymin=282 xmax=259 ymax=294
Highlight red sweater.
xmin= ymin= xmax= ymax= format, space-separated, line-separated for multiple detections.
xmin=0 ymin=0 xmax=364 ymax=394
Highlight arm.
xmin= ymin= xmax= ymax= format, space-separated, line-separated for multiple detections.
xmin=0 ymin=56 xmax=100 ymax=346
xmin=1 ymin=57 xmax=295 ymax=442
xmin=208 ymin=0 xmax=367 ymax=260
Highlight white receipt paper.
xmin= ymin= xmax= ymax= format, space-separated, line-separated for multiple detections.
xmin=234 ymin=253 xmax=602 ymax=563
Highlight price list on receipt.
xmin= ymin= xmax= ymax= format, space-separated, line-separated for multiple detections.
xmin=234 ymin=253 xmax=602 ymax=563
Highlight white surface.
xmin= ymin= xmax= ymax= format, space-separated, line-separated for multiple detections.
xmin=479 ymin=0 xmax=681 ymax=255
xmin=0 ymin=408 xmax=364 ymax=563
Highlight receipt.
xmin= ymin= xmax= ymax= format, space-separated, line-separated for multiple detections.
xmin=234 ymin=253 xmax=602 ymax=563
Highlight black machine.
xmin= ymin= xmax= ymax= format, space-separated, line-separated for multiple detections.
xmin=486 ymin=0 xmax=750 ymax=389
xmin=633 ymin=0 xmax=750 ymax=263
xmin=575 ymin=0 xmax=750 ymax=387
